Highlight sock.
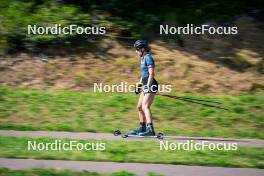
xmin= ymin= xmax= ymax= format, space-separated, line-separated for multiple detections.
xmin=147 ymin=123 xmax=154 ymax=131
xmin=140 ymin=122 xmax=146 ymax=130
xmin=140 ymin=122 xmax=146 ymax=127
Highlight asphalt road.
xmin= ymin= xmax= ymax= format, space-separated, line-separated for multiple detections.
xmin=0 ymin=130 xmax=263 ymax=147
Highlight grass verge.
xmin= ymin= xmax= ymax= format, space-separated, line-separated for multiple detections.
xmin=0 ymin=168 xmax=136 ymax=176
xmin=0 ymin=136 xmax=263 ymax=168
xmin=0 ymin=87 xmax=263 ymax=138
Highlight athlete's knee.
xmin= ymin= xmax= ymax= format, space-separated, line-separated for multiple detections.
xmin=137 ymin=105 xmax=143 ymax=112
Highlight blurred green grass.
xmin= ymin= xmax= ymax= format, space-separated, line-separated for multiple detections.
xmin=0 ymin=136 xmax=263 ymax=168
xmin=0 ymin=87 xmax=263 ymax=139
xmin=0 ymin=168 xmax=136 ymax=176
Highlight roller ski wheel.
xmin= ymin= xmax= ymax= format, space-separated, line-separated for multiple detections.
xmin=157 ymin=133 xmax=164 ymax=140
xmin=122 ymin=134 xmax=128 ymax=138
xmin=113 ymin=130 xmax=121 ymax=136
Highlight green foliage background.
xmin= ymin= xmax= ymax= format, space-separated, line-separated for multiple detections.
xmin=0 ymin=0 xmax=263 ymax=52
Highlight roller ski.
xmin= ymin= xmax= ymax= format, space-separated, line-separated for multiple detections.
xmin=114 ymin=124 xmax=164 ymax=140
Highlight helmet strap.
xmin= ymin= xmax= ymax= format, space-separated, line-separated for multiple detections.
xmin=140 ymin=48 xmax=147 ymax=57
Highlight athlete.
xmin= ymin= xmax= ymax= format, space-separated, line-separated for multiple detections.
xmin=128 ymin=40 xmax=158 ymax=136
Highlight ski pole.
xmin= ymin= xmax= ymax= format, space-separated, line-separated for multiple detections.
xmin=156 ymin=93 xmax=229 ymax=111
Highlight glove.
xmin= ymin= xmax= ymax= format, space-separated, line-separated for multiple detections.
xmin=135 ymin=83 xmax=143 ymax=94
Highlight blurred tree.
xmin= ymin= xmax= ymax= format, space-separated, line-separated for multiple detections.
xmin=0 ymin=0 xmax=263 ymax=53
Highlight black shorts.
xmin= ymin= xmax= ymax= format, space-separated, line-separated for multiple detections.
xmin=142 ymin=77 xmax=159 ymax=93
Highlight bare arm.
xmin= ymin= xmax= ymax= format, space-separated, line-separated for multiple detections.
xmin=147 ymin=67 xmax=155 ymax=87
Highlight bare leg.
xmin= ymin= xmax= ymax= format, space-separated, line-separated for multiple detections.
xmin=137 ymin=92 xmax=146 ymax=123
xmin=142 ymin=93 xmax=155 ymax=124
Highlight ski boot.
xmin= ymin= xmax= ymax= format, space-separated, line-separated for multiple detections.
xmin=126 ymin=125 xmax=146 ymax=135
xmin=138 ymin=124 xmax=155 ymax=136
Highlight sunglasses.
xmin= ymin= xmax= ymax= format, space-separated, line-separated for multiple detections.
xmin=136 ymin=48 xmax=141 ymax=51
